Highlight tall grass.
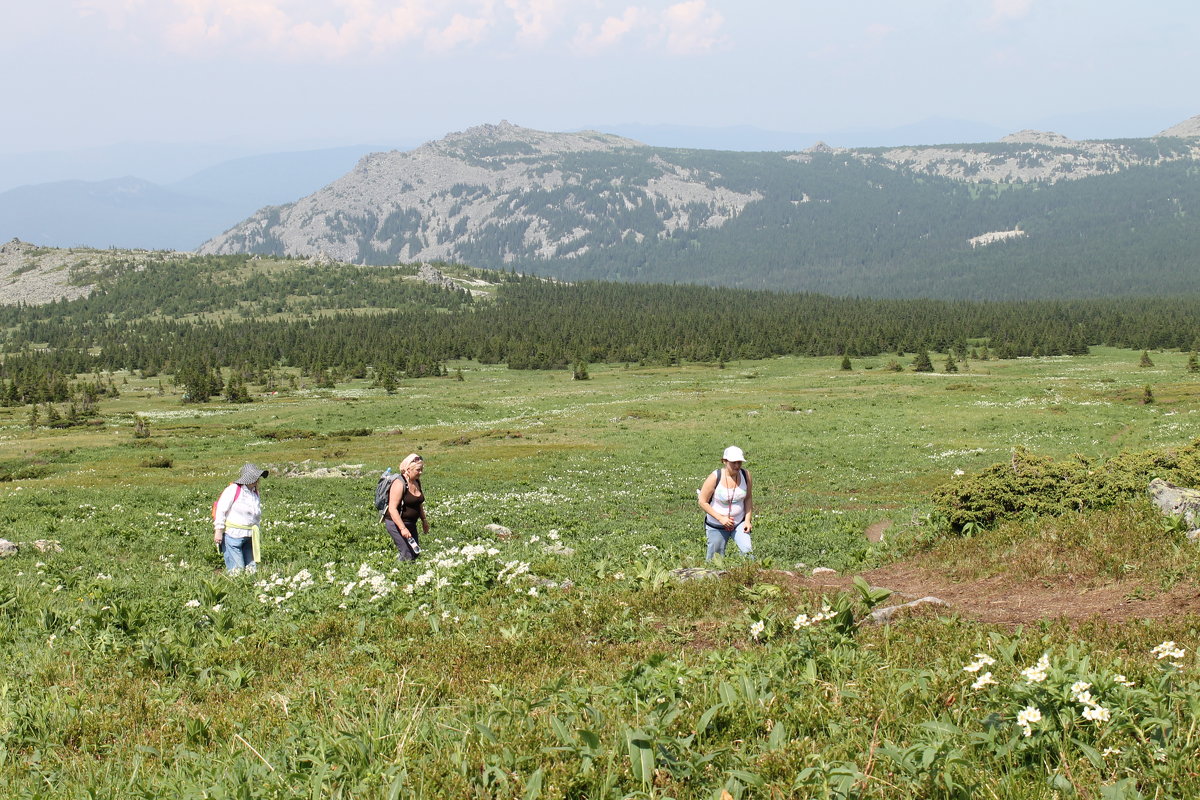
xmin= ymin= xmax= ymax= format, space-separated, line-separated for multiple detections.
xmin=2 ymin=349 xmax=1200 ymax=796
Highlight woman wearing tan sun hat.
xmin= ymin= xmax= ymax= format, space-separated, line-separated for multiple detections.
xmin=213 ymin=463 xmax=268 ymax=573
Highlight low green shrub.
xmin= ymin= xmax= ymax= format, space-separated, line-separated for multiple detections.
xmin=933 ymin=440 xmax=1200 ymax=531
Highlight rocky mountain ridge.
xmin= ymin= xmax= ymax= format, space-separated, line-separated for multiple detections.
xmin=200 ymin=121 xmax=763 ymax=264
xmin=198 ymin=116 xmax=1200 ymax=272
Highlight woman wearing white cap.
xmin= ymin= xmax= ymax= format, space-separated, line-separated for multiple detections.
xmin=697 ymin=446 xmax=753 ymax=560
xmin=213 ymin=463 xmax=268 ymax=573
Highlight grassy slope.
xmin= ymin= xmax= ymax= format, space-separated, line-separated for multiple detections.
xmin=2 ymin=349 xmax=1200 ymax=796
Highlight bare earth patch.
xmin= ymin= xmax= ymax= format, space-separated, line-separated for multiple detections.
xmin=863 ymin=519 xmax=891 ymax=543
xmin=774 ymin=565 xmax=1200 ymax=628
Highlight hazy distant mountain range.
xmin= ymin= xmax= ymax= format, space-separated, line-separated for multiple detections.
xmin=196 ymin=115 xmax=1200 ymax=299
xmin=5 ymin=113 xmax=1200 ymax=299
xmin=0 ymin=145 xmax=390 ymax=251
xmin=1 ymin=111 xmax=1189 ymax=252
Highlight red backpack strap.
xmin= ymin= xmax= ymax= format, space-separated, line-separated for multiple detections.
xmin=214 ymin=483 xmax=242 ymax=519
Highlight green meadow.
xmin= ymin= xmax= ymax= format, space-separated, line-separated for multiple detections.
xmin=3 ymin=348 xmax=1200 ymax=798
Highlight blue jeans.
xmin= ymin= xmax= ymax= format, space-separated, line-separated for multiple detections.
xmin=222 ymin=535 xmax=256 ymax=573
xmin=706 ymin=525 xmax=753 ymax=561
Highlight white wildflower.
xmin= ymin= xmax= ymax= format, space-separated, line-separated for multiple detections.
xmin=1081 ymin=705 xmax=1111 ymax=723
xmin=1016 ymin=706 xmax=1042 ymax=737
xmin=1152 ymin=641 xmax=1186 ymax=661
xmin=185 ymin=599 xmax=201 ymax=608
xmin=971 ymin=672 xmax=997 ymax=690
xmin=749 ymin=620 xmax=765 ymax=640
xmin=963 ymin=653 xmax=996 ymax=673
xmin=1020 ymin=654 xmax=1051 ymax=684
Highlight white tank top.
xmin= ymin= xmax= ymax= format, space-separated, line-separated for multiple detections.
xmin=707 ymin=469 xmax=746 ymax=526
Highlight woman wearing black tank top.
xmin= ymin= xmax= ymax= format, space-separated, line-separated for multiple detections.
xmin=385 ymin=453 xmax=429 ymax=560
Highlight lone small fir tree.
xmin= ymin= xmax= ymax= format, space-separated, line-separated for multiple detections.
xmin=1140 ymin=350 xmax=1154 ymax=368
xmin=840 ymin=355 xmax=851 ymax=371
xmin=912 ymin=350 xmax=934 ymax=372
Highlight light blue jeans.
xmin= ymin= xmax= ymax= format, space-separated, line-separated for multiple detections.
xmin=706 ymin=524 xmax=753 ymax=560
xmin=222 ymin=535 xmax=256 ymax=573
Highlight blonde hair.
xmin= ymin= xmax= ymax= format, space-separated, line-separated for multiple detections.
xmin=399 ymin=453 xmax=423 ymax=472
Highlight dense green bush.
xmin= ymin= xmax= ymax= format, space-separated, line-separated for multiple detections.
xmin=933 ymin=440 xmax=1200 ymax=530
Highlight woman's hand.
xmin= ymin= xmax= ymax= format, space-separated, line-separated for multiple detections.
xmin=422 ymin=519 xmax=431 ymax=534
xmin=213 ymin=529 xmax=224 ymax=546
xmin=721 ymin=515 xmax=735 ymax=530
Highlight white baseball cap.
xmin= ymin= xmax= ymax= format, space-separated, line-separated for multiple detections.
xmin=722 ymin=446 xmax=746 ymax=462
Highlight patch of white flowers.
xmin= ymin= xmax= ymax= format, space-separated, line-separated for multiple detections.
xmin=1152 ymin=640 xmax=1186 ymax=667
xmin=964 ymin=653 xmax=998 ymax=689
xmin=343 ymin=563 xmax=397 ymax=603
xmin=1016 ymin=706 xmax=1042 ymax=737
xmin=793 ymin=605 xmax=837 ymax=630
xmin=1020 ymin=654 xmax=1051 ymax=684
xmin=255 ymin=568 xmax=318 ymax=606
xmin=497 ymin=560 xmax=531 ymax=585
xmin=1070 ymin=680 xmax=1112 ymax=723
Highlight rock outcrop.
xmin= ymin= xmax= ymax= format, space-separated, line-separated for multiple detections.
xmin=1157 ymin=115 xmax=1200 ymax=139
xmin=1148 ymin=478 xmax=1200 ymax=538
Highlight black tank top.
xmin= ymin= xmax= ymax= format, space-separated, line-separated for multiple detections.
xmin=392 ymin=480 xmax=424 ymax=524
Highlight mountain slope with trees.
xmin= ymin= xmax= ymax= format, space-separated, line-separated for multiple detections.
xmin=199 ymin=118 xmax=1200 ymax=299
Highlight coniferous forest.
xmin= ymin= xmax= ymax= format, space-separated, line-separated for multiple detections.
xmin=3 ymin=253 xmax=1200 ymax=407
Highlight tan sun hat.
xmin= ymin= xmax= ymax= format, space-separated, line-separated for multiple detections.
xmin=235 ymin=463 xmax=269 ymax=485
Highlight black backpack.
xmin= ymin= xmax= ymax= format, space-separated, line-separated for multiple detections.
xmin=374 ymin=469 xmax=407 ymax=519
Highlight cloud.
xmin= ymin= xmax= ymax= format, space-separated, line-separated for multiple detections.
xmin=426 ymin=10 xmax=492 ymax=52
xmin=985 ymin=0 xmax=1034 ymax=27
xmin=69 ymin=0 xmax=729 ymax=61
xmin=659 ymin=0 xmax=724 ymax=55
xmin=505 ymin=0 xmax=560 ymax=46
xmin=572 ymin=6 xmax=644 ymax=55
xmin=572 ymin=1 xmax=724 ymax=56
xmin=864 ymin=23 xmax=894 ymax=45
xmin=74 ymin=0 xmax=149 ymax=30
xmin=74 ymin=0 xmax=492 ymax=59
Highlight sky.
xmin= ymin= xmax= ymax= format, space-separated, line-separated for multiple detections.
xmin=2 ymin=0 xmax=1198 ymax=156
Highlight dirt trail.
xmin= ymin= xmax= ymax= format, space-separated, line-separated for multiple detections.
xmin=775 ymin=564 xmax=1200 ymax=627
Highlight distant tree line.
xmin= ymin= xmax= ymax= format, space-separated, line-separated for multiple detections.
xmin=5 ymin=255 xmax=1200 ymax=403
